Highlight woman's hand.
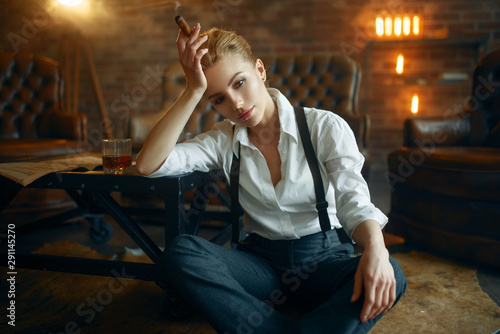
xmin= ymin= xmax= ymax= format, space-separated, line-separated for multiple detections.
xmin=176 ymin=23 xmax=209 ymax=95
xmin=135 ymin=24 xmax=209 ymax=176
xmin=351 ymin=244 xmax=396 ymax=323
xmin=351 ymin=220 xmax=397 ymax=323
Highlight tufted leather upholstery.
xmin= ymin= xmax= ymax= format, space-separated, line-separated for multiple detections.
xmin=130 ymin=54 xmax=370 ymax=178
xmin=0 ymin=52 xmax=88 ymax=162
xmin=261 ymin=55 xmax=368 ymax=149
xmin=387 ymin=49 xmax=500 ymax=267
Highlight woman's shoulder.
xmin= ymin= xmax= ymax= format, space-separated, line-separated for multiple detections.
xmin=304 ymin=107 xmax=350 ymax=131
xmin=204 ymin=119 xmax=235 ymax=137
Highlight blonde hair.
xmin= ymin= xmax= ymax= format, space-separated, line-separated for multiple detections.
xmin=199 ymin=28 xmax=256 ymax=70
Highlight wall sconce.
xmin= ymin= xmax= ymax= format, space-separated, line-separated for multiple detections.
xmin=396 ymin=54 xmax=404 ymax=74
xmin=375 ymin=13 xmax=422 ymax=38
xmin=411 ymin=93 xmax=419 ymax=114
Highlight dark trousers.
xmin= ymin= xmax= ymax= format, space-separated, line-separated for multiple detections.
xmin=163 ymin=229 xmax=407 ymax=334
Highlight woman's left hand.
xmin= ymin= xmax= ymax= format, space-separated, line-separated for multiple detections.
xmin=351 ymin=243 xmax=397 ymax=323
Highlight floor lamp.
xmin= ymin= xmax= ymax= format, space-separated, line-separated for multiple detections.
xmin=57 ymin=0 xmax=114 ymax=139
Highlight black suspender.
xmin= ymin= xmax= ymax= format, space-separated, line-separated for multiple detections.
xmin=230 ymin=106 xmax=331 ymax=244
xmin=293 ymin=106 xmax=332 ymax=234
xmin=230 ymin=142 xmax=242 ymax=244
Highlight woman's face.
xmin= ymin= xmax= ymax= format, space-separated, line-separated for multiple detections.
xmin=204 ymin=54 xmax=269 ymax=128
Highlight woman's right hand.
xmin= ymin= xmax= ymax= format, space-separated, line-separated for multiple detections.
xmin=176 ymin=23 xmax=209 ymax=95
xmin=136 ymin=24 xmax=209 ymax=176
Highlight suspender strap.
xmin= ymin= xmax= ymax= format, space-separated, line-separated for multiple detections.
xmin=229 ymin=107 xmax=332 ymax=244
xmin=293 ymin=106 xmax=331 ymax=233
xmin=230 ymin=135 xmax=241 ymax=244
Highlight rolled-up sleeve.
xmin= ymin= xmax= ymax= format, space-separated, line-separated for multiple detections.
xmin=146 ymin=120 xmax=233 ymax=178
xmin=318 ymin=113 xmax=388 ymax=237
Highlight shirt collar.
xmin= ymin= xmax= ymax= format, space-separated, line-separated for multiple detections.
xmin=232 ymin=88 xmax=299 ymax=157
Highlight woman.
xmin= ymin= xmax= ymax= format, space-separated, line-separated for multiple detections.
xmin=136 ymin=23 xmax=406 ymax=334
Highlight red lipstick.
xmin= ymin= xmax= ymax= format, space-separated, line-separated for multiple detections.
xmin=238 ymin=107 xmax=254 ymax=120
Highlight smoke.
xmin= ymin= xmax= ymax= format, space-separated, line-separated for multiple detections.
xmin=174 ymin=1 xmax=181 ymax=15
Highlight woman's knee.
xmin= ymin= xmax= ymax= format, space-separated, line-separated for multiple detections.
xmin=162 ymin=234 xmax=206 ymax=270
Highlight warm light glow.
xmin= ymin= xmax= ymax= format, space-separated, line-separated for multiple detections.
xmin=411 ymin=94 xmax=419 ymax=114
xmin=403 ymin=16 xmax=411 ymax=36
xmin=376 ymin=14 xmax=422 ymax=38
xmin=394 ymin=17 xmax=402 ymax=36
xmin=57 ymin=0 xmax=83 ymax=6
xmin=385 ymin=17 xmax=393 ymax=36
xmin=55 ymin=0 xmax=89 ymax=15
xmin=413 ymin=16 xmax=420 ymax=35
xmin=376 ymin=16 xmax=384 ymax=37
xmin=396 ymin=54 xmax=404 ymax=74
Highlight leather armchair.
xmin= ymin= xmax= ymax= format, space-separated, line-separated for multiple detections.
xmin=0 ymin=52 xmax=88 ymax=162
xmin=386 ymin=49 xmax=500 ymax=267
xmin=129 ymin=54 xmax=370 ymax=179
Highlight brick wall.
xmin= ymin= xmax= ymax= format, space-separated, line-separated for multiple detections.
xmin=1 ymin=0 xmax=499 ymax=172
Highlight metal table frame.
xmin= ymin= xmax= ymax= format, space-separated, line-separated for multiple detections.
xmin=0 ymin=168 xmax=219 ymax=285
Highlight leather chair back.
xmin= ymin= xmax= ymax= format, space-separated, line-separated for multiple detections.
xmin=261 ymin=54 xmax=367 ymax=147
xmin=0 ymin=52 xmax=65 ymax=139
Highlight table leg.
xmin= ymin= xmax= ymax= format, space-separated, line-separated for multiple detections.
xmin=90 ymin=191 xmax=163 ymax=264
xmin=164 ymin=192 xmax=185 ymax=245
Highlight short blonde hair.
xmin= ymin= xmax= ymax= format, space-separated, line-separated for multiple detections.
xmin=199 ymin=28 xmax=256 ymax=70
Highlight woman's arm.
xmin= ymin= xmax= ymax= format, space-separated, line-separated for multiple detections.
xmin=136 ymin=24 xmax=208 ymax=176
xmin=315 ymin=113 xmax=396 ymax=322
xmin=351 ymin=220 xmax=396 ymax=323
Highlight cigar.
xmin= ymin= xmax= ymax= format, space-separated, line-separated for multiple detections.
xmin=175 ymin=15 xmax=192 ymax=37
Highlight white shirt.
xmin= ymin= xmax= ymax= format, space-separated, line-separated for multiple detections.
xmin=148 ymin=88 xmax=387 ymax=240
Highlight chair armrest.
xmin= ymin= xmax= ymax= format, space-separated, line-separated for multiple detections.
xmin=40 ymin=111 xmax=87 ymax=141
xmin=404 ymin=116 xmax=470 ymax=147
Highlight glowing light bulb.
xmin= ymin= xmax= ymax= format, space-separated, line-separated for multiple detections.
xmin=385 ymin=17 xmax=393 ymax=36
xmin=411 ymin=94 xmax=419 ymax=114
xmin=376 ymin=16 xmax=384 ymax=37
xmin=413 ymin=16 xmax=420 ymax=35
xmin=57 ymin=0 xmax=83 ymax=6
xmin=403 ymin=16 xmax=411 ymax=36
xmin=394 ymin=17 xmax=402 ymax=36
xmin=396 ymin=54 xmax=404 ymax=74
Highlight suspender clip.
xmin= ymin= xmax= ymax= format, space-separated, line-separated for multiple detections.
xmin=316 ymin=201 xmax=329 ymax=211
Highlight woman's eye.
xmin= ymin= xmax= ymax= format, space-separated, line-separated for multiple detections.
xmin=214 ymin=96 xmax=224 ymax=105
xmin=235 ymin=78 xmax=245 ymax=88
